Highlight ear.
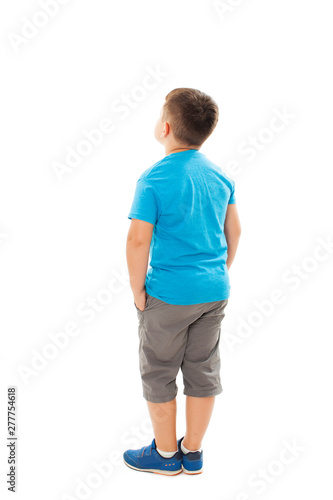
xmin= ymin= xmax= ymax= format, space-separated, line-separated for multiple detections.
xmin=162 ymin=120 xmax=170 ymax=137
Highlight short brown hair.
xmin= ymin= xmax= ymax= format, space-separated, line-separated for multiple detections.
xmin=162 ymin=88 xmax=219 ymax=146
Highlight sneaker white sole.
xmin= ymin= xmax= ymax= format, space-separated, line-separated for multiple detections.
xmin=182 ymin=465 xmax=203 ymax=475
xmin=124 ymin=459 xmax=182 ymax=476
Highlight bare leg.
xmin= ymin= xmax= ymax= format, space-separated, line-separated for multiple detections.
xmin=146 ymin=398 xmax=178 ymax=452
xmin=183 ymin=396 xmax=215 ymax=450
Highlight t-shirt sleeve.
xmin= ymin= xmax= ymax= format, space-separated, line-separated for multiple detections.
xmin=128 ymin=177 xmax=160 ymax=225
xmin=228 ymin=179 xmax=236 ymax=204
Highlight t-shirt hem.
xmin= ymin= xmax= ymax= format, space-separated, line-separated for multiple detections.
xmin=128 ymin=213 xmax=155 ymax=225
xmin=145 ymin=286 xmax=230 ymax=305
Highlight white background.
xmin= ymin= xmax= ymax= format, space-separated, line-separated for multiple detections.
xmin=1 ymin=0 xmax=332 ymax=499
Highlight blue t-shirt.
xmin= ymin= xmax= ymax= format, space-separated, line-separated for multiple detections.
xmin=128 ymin=149 xmax=236 ymax=305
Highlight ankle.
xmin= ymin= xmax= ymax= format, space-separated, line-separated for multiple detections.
xmin=182 ymin=438 xmax=202 ymax=452
xmin=155 ymin=440 xmax=178 ymax=452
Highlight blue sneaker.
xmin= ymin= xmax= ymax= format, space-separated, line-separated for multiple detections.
xmin=123 ymin=438 xmax=183 ymax=475
xmin=178 ymin=436 xmax=203 ymax=475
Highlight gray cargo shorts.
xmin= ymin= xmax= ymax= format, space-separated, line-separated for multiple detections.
xmin=134 ymin=292 xmax=228 ymax=403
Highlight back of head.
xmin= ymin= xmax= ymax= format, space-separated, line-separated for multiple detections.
xmin=162 ymin=88 xmax=219 ymax=147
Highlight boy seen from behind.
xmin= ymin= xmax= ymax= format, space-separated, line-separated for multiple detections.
xmin=124 ymin=88 xmax=241 ymax=475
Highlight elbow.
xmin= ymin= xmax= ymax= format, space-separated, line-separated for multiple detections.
xmin=127 ymin=236 xmax=149 ymax=247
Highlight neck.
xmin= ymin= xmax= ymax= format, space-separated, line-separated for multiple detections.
xmin=165 ymin=145 xmax=199 ymax=156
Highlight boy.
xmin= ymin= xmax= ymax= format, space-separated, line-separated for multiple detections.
xmin=124 ymin=88 xmax=241 ymax=475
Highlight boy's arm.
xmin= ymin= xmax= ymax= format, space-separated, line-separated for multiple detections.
xmin=126 ymin=219 xmax=154 ymax=310
xmin=224 ymin=204 xmax=241 ymax=270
